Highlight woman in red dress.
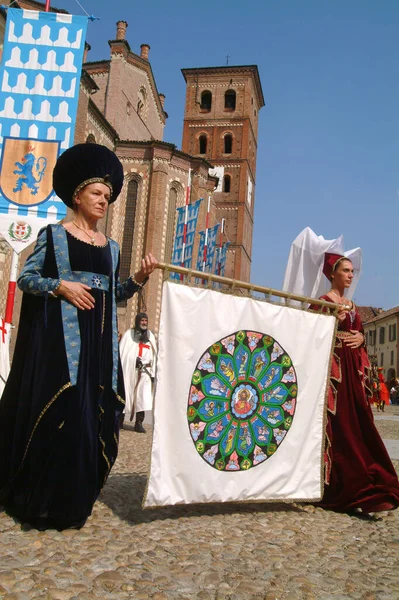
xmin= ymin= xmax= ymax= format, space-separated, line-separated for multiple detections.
xmin=311 ymin=253 xmax=399 ymax=514
xmin=377 ymin=368 xmax=390 ymax=412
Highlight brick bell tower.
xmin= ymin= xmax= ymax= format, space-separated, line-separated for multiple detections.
xmin=181 ymin=65 xmax=264 ymax=282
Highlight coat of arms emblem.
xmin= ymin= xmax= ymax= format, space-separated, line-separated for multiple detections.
xmin=8 ymin=221 xmax=32 ymax=242
xmin=0 ymin=137 xmax=59 ymax=206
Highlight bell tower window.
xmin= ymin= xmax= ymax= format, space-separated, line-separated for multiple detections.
xmin=200 ymin=91 xmax=212 ymax=112
xmin=199 ymin=134 xmax=207 ymax=155
xmin=225 ymin=90 xmax=236 ymax=111
xmin=224 ymin=134 xmax=232 ymax=154
xmin=223 ymin=175 xmax=231 ymax=193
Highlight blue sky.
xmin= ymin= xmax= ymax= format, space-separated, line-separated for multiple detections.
xmin=63 ymin=0 xmax=398 ymax=309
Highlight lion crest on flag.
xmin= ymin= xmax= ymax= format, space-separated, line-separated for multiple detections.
xmin=0 ymin=137 xmax=59 ymax=206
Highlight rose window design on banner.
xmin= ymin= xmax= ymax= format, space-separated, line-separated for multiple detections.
xmin=187 ymin=330 xmax=298 ymax=471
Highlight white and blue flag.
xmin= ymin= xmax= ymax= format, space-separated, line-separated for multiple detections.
xmin=0 ymin=8 xmax=88 ymax=252
xmin=171 ymin=198 xmax=203 ymax=279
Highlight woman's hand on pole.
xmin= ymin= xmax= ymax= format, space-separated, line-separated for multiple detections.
xmin=134 ymin=253 xmax=158 ymax=284
xmin=56 ymin=280 xmax=95 ymax=310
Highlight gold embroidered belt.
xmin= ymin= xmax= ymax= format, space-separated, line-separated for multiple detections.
xmin=336 ymin=331 xmax=354 ymax=339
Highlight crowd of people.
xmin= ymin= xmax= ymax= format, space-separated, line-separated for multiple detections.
xmin=0 ymin=143 xmax=398 ymax=531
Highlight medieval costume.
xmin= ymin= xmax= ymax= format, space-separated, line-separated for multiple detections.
xmin=369 ymin=364 xmax=380 ymax=408
xmin=377 ymin=368 xmax=390 ymax=411
xmin=0 ymin=144 xmax=147 ymax=530
xmin=120 ymin=312 xmax=157 ymax=433
xmin=314 ymin=293 xmax=399 ymax=512
xmin=283 ymin=229 xmax=399 ymax=513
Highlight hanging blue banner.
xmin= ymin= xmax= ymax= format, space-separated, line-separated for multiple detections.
xmin=0 ymin=8 xmax=88 ymax=252
xmin=214 ymin=241 xmax=230 ymax=277
xmin=196 ymin=223 xmax=220 ymax=273
xmin=171 ymin=198 xmax=203 ymax=278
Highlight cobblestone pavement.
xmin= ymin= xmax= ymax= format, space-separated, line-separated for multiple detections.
xmin=0 ymin=408 xmax=398 ymax=600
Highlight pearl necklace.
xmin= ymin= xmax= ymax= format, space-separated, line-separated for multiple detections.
xmin=329 ymin=290 xmax=346 ymax=302
xmin=72 ymin=221 xmax=97 ymax=245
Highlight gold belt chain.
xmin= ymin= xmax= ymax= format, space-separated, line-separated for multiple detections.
xmin=336 ymin=331 xmax=354 ymax=339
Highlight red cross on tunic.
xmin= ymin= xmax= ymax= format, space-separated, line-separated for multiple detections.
xmin=138 ymin=342 xmax=150 ymax=358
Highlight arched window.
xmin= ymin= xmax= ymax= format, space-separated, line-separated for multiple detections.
xmin=223 ymin=175 xmax=231 ymax=193
xmin=137 ymin=86 xmax=147 ymax=120
xmin=224 ymin=89 xmax=236 ymax=110
xmin=164 ymin=187 xmax=178 ymax=264
xmin=119 ymin=179 xmax=138 ymax=305
xmin=200 ymin=90 xmax=212 ymax=111
xmin=224 ymin=133 xmax=232 ymax=154
xmin=86 ymin=134 xmax=96 ymax=144
xmin=199 ymin=134 xmax=207 ymax=155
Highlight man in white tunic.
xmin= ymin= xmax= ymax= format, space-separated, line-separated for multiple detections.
xmin=120 ymin=313 xmax=157 ymax=433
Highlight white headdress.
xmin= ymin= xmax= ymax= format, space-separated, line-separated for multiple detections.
xmin=282 ymin=227 xmax=362 ymax=301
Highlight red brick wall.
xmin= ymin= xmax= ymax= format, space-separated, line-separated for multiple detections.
xmin=181 ymin=68 xmax=263 ymax=283
xmin=74 ymin=87 xmax=90 ymax=144
xmin=85 ymin=69 xmax=108 ymax=113
xmin=102 ymin=47 xmax=165 ymax=142
xmin=110 ymin=143 xmax=216 ymax=336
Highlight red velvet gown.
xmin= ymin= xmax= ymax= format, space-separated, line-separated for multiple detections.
xmin=313 ymin=296 xmax=399 ymax=513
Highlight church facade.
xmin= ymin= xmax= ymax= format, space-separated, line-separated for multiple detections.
xmin=0 ymin=0 xmax=263 ymax=339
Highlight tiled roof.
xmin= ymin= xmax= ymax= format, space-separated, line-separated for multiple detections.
xmin=363 ymin=306 xmax=399 ymax=325
xmin=116 ymin=139 xmax=215 ymax=169
xmin=357 ymin=306 xmax=381 ymax=323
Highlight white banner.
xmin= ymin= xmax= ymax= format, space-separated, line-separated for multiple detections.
xmin=144 ymin=282 xmax=336 ymax=507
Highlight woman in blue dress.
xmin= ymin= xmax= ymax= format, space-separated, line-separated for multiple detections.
xmin=0 ymin=143 xmax=157 ymax=530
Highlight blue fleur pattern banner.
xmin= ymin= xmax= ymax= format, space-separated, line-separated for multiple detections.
xmin=196 ymin=224 xmax=220 ymax=273
xmin=214 ymin=242 xmax=230 ymax=277
xmin=0 ymin=8 xmax=88 ymax=252
xmin=171 ymin=198 xmax=203 ymax=279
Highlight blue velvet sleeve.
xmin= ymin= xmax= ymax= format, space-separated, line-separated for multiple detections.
xmin=115 ymin=275 xmax=148 ymax=302
xmin=114 ymin=250 xmax=148 ymax=301
xmin=17 ymin=227 xmax=60 ymax=296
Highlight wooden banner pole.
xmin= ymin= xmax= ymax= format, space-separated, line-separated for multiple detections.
xmin=156 ymin=262 xmax=343 ymax=312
